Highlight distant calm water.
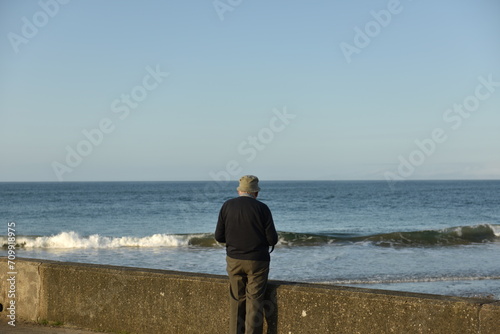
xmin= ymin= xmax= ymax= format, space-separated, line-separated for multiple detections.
xmin=1 ymin=180 xmax=499 ymax=299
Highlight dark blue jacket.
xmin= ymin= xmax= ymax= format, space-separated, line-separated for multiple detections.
xmin=215 ymin=196 xmax=278 ymax=261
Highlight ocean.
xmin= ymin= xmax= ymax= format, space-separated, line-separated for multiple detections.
xmin=1 ymin=180 xmax=499 ymax=300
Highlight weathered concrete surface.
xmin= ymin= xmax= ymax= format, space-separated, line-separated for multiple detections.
xmin=267 ymin=282 xmax=487 ymax=333
xmin=479 ymin=301 xmax=500 ymax=334
xmin=0 ymin=259 xmax=42 ymax=323
xmin=0 ymin=319 xmax=109 ymax=334
xmin=0 ymin=257 xmax=498 ymax=334
xmin=37 ymin=261 xmax=229 ymax=333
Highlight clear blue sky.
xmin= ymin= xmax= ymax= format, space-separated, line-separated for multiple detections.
xmin=1 ymin=0 xmax=499 ymax=181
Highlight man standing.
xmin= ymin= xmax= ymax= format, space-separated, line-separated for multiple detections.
xmin=215 ymin=175 xmax=278 ymax=334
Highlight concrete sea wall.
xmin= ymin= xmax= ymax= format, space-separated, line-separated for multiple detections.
xmin=0 ymin=258 xmax=499 ymax=333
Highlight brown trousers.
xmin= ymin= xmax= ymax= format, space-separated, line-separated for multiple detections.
xmin=226 ymin=256 xmax=270 ymax=334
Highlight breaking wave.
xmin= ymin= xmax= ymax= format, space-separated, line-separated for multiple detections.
xmin=1 ymin=224 xmax=499 ymax=249
xmin=1 ymin=232 xmax=219 ymax=249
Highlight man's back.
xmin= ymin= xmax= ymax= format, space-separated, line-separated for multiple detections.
xmin=215 ymin=195 xmax=278 ymax=261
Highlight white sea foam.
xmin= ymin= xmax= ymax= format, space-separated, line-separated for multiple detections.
xmin=491 ymin=224 xmax=500 ymax=237
xmin=320 ymin=275 xmax=500 ymax=285
xmin=449 ymin=226 xmax=463 ymax=237
xmin=12 ymin=231 xmax=195 ymax=249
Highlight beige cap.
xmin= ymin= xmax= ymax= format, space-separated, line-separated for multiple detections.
xmin=236 ymin=175 xmax=261 ymax=193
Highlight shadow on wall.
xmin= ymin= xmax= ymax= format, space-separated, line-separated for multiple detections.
xmin=265 ymin=285 xmax=278 ymax=334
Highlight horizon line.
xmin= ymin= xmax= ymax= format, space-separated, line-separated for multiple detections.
xmin=1 ymin=178 xmax=500 ymax=183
